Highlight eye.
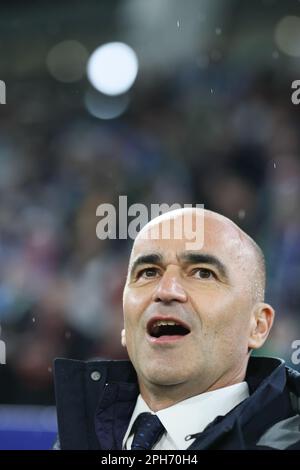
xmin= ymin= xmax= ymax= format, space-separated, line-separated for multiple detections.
xmin=192 ymin=267 xmax=216 ymax=280
xmin=137 ymin=267 xmax=159 ymax=279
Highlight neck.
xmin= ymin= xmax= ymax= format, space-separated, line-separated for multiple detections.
xmin=138 ymin=362 xmax=248 ymax=412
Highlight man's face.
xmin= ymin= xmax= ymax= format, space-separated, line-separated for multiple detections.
xmin=123 ymin=211 xmax=263 ymax=394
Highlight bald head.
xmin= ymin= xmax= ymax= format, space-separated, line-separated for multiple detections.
xmin=238 ymin=229 xmax=266 ymax=302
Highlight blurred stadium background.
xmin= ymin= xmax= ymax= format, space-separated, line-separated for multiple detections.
xmin=0 ymin=0 xmax=300 ymax=449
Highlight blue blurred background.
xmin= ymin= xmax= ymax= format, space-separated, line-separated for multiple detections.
xmin=0 ymin=0 xmax=300 ymax=449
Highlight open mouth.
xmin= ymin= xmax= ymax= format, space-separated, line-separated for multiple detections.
xmin=147 ymin=318 xmax=191 ymax=338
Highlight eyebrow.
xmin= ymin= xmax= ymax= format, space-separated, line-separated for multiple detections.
xmin=129 ymin=252 xmax=229 ymax=280
xmin=129 ymin=253 xmax=163 ymax=277
xmin=178 ymin=252 xmax=229 ymax=279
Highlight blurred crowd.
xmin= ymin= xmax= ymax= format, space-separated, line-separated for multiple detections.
xmin=1 ymin=4 xmax=300 ymax=406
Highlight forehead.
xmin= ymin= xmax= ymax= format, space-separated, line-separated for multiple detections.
xmin=131 ymin=212 xmax=244 ymax=264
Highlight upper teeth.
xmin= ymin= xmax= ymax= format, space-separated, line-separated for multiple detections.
xmin=153 ymin=320 xmax=179 ymax=327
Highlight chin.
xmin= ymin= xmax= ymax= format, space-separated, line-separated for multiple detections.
xmin=143 ymin=364 xmax=187 ymax=386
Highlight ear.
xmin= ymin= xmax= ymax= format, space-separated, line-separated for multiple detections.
xmin=248 ymin=302 xmax=275 ymax=350
xmin=121 ymin=328 xmax=126 ymax=348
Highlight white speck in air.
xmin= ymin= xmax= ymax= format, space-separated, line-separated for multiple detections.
xmin=65 ymin=331 xmax=71 ymax=339
xmin=274 ymin=162 xmax=277 ymax=169
xmin=48 ymin=367 xmax=52 ymax=373
xmin=238 ymin=210 xmax=246 ymax=219
xmin=177 ymin=20 xmax=180 ymax=29
xmin=32 ymin=317 xmax=35 ymax=323
xmin=272 ymin=51 xmax=279 ymax=59
xmin=216 ymin=28 xmax=222 ymax=35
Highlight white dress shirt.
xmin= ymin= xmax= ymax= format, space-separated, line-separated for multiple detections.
xmin=123 ymin=382 xmax=249 ymax=450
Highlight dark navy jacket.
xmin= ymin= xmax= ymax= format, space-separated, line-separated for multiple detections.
xmin=53 ymin=356 xmax=300 ymax=450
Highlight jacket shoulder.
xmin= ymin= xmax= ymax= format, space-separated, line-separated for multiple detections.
xmin=53 ymin=358 xmax=136 ymax=449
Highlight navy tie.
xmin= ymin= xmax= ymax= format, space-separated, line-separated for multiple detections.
xmin=131 ymin=412 xmax=165 ymax=450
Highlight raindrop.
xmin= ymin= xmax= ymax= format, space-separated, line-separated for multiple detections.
xmin=177 ymin=20 xmax=180 ymax=29
xmin=32 ymin=317 xmax=35 ymax=323
xmin=274 ymin=162 xmax=277 ymax=169
xmin=238 ymin=210 xmax=246 ymax=219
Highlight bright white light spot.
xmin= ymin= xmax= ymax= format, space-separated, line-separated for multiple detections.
xmin=177 ymin=20 xmax=180 ymax=28
xmin=238 ymin=210 xmax=246 ymax=220
xmin=87 ymin=42 xmax=138 ymax=96
xmin=275 ymin=16 xmax=300 ymax=57
xmin=46 ymin=40 xmax=88 ymax=83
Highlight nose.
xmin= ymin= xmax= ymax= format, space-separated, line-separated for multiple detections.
xmin=152 ymin=268 xmax=187 ymax=304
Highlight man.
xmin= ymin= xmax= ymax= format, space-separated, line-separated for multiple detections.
xmin=54 ymin=208 xmax=300 ymax=450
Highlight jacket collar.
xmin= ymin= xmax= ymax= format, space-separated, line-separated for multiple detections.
xmin=188 ymin=357 xmax=290 ymax=449
xmin=94 ymin=356 xmax=291 ymax=450
xmin=95 ymin=381 xmax=139 ymax=450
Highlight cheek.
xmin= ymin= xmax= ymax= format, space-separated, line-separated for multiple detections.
xmin=123 ymin=282 xmax=155 ymax=315
xmin=217 ymin=310 xmax=252 ymax=356
xmin=124 ymin=288 xmax=141 ymax=321
xmin=123 ymin=288 xmax=148 ymax=340
xmin=195 ymin=290 xmax=251 ymax=339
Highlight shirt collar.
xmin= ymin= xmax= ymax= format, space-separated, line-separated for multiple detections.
xmin=123 ymin=382 xmax=249 ymax=449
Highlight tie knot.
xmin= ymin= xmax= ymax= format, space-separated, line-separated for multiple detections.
xmin=131 ymin=412 xmax=165 ymax=450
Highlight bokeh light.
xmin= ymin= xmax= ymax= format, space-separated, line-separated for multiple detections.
xmin=84 ymin=89 xmax=130 ymax=120
xmin=46 ymin=40 xmax=89 ymax=83
xmin=275 ymin=16 xmax=300 ymax=57
xmin=87 ymin=42 xmax=138 ymax=96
